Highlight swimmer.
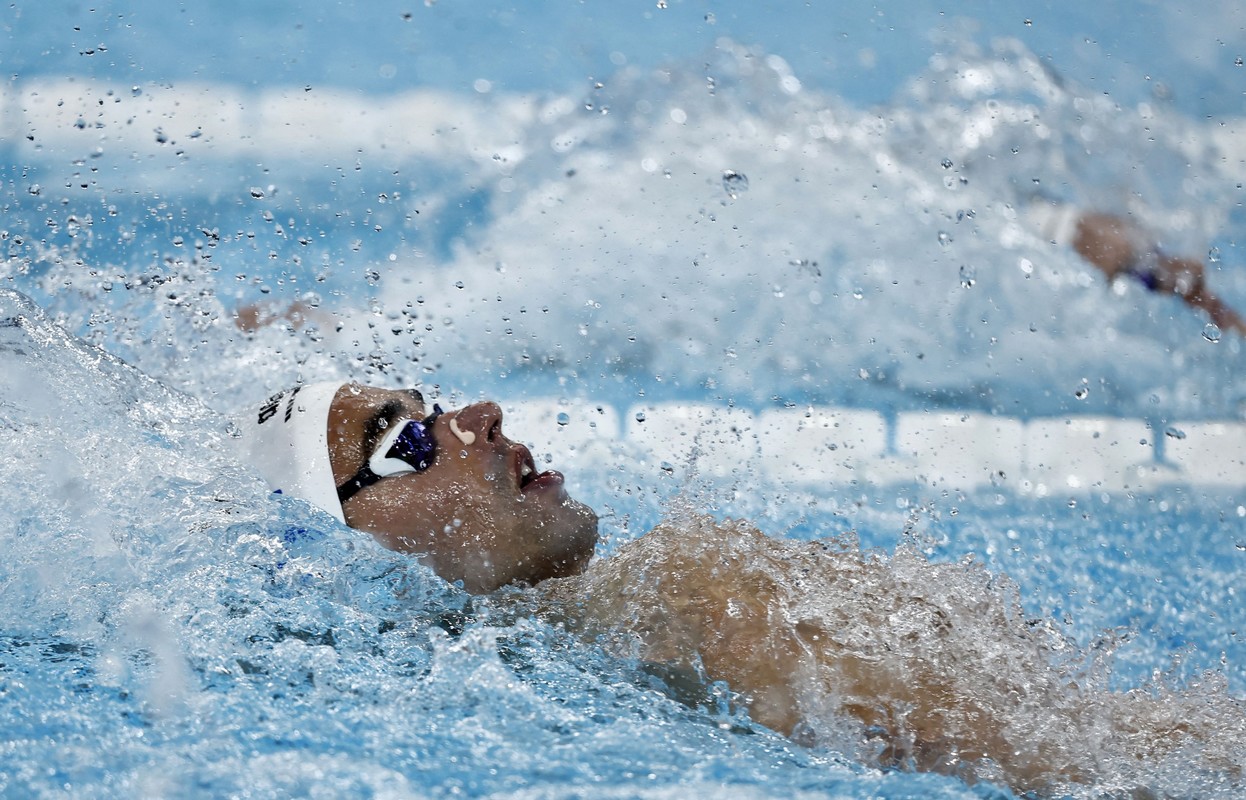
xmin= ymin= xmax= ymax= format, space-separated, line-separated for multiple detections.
xmin=234 ymin=299 xmax=324 ymax=334
xmin=1028 ymin=200 xmax=1246 ymax=336
xmin=238 ymin=381 xmax=1245 ymax=795
xmin=239 ymin=382 xmax=598 ymax=594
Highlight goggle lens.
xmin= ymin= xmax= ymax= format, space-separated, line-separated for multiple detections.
xmin=338 ymin=404 xmax=443 ymax=504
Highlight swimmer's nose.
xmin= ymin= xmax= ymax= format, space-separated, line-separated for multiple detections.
xmin=453 ymin=401 xmax=505 ymax=443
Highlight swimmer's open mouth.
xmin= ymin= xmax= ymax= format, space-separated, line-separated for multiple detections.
xmin=514 ymin=444 xmax=538 ymax=489
xmin=513 ymin=443 xmax=563 ymax=493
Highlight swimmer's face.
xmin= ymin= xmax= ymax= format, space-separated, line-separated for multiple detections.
xmin=326 ymin=384 xmax=599 ymax=594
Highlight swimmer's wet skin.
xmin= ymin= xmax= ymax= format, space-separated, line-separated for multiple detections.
xmin=241 ymin=382 xmax=598 ymax=594
xmin=241 ymin=382 xmax=1246 ymax=796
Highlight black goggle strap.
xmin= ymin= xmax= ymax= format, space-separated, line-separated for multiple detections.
xmin=336 ymin=404 xmax=443 ymax=506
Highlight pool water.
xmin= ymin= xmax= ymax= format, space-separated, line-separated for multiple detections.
xmin=3 ymin=2 xmax=1246 ymax=797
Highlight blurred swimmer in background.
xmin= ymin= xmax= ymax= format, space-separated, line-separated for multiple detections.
xmin=236 ymin=203 xmax=1246 ymax=342
xmin=239 ymin=381 xmax=1244 ymax=796
xmin=1028 ymin=200 xmax=1246 ymax=336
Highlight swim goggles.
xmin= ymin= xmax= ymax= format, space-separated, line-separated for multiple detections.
xmin=337 ymin=404 xmax=443 ymax=504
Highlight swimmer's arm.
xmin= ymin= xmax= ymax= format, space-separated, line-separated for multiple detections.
xmin=234 ymin=299 xmax=327 ymax=333
xmin=1162 ymin=255 xmax=1246 ymax=335
xmin=1074 ymin=212 xmax=1246 ymax=335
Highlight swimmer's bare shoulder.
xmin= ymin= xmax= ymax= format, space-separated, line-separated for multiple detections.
xmin=540 ymin=516 xmax=958 ymax=743
xmin=538 ymin=515 xmax=1246 ymax=792
xmin=541 ymin=515 xmax=808 ymax=730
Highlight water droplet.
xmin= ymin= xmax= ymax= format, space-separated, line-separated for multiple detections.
xmin=364 ymin=269 xmax=381 ymax=285
xmin=1208 ymin=246 xmax=1221 ymax=264
xmin=704 ymin=12 xmax=716 ymax=24
xmin=249 ymin=187 xmax=265 ymax=199
xmin=1074 ymin=386 xmax=1089 ymax=400
xmin=454 ymin=280 xmax=464 ymax=289
xmin=940 ymin=157 xmax=954 ymax=169
xmin=1203 ymin=323 xmax=1222 ymax=343
xmin=1024 ymin=18 xmax=1032 ymax=26
xmin=131 ymin=86 xmax=142 ymax=97
xmin=1237 ymin=57 xmax=1244 ymax=67
xmin=634 ymin=411 xmax=647 ymax=423
xmin=959 ymin=265 xmax=976 ymax=288
xmin=656 ymin=0 xmax=667 ymax=8
xmin=852 ymin=288 xmax=864 ymax=300
xmin=660 ymin=461 xmax=674 ymax=474
xmin=1164 ymin=426 xmax=1187 ymax=440
xmin=721 ymin=170 xmax=749 ymax=199
xmin=938 ymin=231 xmax=953 ymax=247
xmin=556 ymin=411 xmax=570 ymax=427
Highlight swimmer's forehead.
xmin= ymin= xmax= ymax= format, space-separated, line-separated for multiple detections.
xmin=342 ymin=385 xmax=426 ymax=412
xmin=334 ymin=385 xmax=429 ymax=435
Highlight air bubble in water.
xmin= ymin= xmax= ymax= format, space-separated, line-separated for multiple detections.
xmin=721 ymin=170 xmax=749 ymax=199
xmin=1203 ymin=323 xmax=1222 ymax=343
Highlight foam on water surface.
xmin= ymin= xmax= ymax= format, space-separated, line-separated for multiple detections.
xmin=2 ymin=282 xmax=1244 ymax=798
xmin=9 ymin=38 xmax=1246 ymax=421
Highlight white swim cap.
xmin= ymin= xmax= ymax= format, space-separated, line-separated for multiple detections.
xmin=237 ymin=381 xmax=345 ymax=522
xmin=1024 ymin=198 xmax=1080 ymax=247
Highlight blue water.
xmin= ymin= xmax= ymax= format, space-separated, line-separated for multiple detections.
xmin=3 ymin=2 xmax=1246 ymax=797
